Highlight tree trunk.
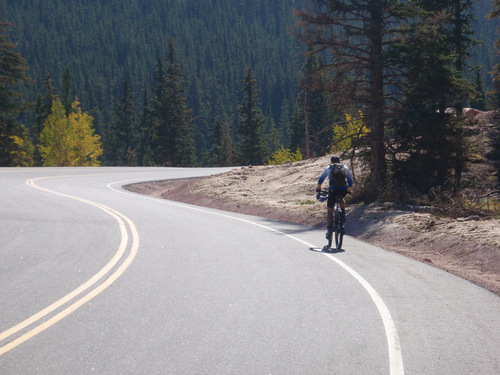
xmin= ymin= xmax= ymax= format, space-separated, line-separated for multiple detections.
xmin=303 ymin=90 xmax=311 ymax=159
xmin=368 ymin=0 xmax=386 ymax=195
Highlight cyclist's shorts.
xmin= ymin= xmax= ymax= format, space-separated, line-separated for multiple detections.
xmin=327 ymin=189 xmax=348 ymax=209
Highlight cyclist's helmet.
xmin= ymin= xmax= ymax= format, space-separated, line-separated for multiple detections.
xmin=316 ymin=190 xmax=328 ymax=202
xmin=331 ymin=156 xmax=340 ymax=163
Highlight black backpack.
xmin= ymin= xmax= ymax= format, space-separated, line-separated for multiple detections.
xmin=329 ymin=163 xmax=346 ymax=187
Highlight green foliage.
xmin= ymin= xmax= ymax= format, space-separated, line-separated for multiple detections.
xmin=296 ymin=0 xmax=398 ymax=191
xmin=39 ymin=99 xmax=74 ymax=166
xmin=207 ymin=120 xmax=236 ymax=167
xmin=69 ymin=100 xmax=103 ymax=166
xmin=62 ymin=66 xmax=74 ymax=116
xmin=1 ymin=0 xmax=498 ymax=201
xmin=237 ymin=68 xmax=268 ymax=165
xmin=9 ymin=125 xmax=34 ymax=166
xmin=39 ymin=98 xmax=102 ymax=166
xmin=266 ymin=146 xmax=303 ymax=165
xmin=388 ymin=4 xmax=474 ymax=193
xmin=298 ymin=0 xmax=476 ymax=197
xmin=0 ymin=22 xmax=30 ymax=166
xmin=488 ymin=0 xmax=500 ymax=103
xmin=34 ymin=74 xmax=56 ymax=165
xmin=5 ymin=0 xmax=303 ymax=162
xmin=299 ymin=200 xmax=315 ymax=205
xmin=105 ymin=77 xmax=137 ymax=165
xmin=152 ymin=39 xmax=196 ymax=166
xmin=291 ymin=49 xmax=332 ymax=158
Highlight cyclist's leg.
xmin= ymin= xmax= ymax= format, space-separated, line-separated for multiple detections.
xmin=327 ymin=207 xmax=333 ymax=229
xmin=338 ymin=191 xmax=348 ymax=221
xmin=339 ymin=198 xmax=346 ymax=210
xmin=326 ymin=190 xmax=335 ymax=231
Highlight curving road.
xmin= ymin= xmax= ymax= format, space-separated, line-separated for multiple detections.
xmin=0 ymin=167 xmax=499 ymax=375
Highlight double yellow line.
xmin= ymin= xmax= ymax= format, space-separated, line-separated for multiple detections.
xmin=0 ymin=175 xmax=140 ymax=356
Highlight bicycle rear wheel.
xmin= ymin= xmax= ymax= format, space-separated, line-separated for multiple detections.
xmin=334 ymin=213 xmax=344 ymax=250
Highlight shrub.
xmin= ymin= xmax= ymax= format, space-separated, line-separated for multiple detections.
xmin=266 ymin=146 xmax=303 ymax=165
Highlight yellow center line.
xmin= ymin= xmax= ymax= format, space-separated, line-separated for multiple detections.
xmin=0 ymin=175 xmax=140 ymax=356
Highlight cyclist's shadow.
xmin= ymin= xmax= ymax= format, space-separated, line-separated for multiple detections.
xmin=309 ymin=246 xmax=345 ymax=254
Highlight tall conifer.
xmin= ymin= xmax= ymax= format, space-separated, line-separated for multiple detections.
xmin=153 ymin=39 xmax=196 ymax=166
xmin=106 ymin=77 xmax=136 ymax=165
xmin=0 ymin=22 xmax=30 ymax=166
xmin=295 ymin=0 xmax=402 ymax=194
xmin=488 ymin=0 xmax=500 ymax=106
xmin=390 ymin=2 xmax=472 ymax=193
xmin=62 ymin=66 xmax=74 ymax=117
xmin=237 ymin=68 xmax=267 ymax=165
xmin=34 ymin=73 xmax=55 ymax=165
xmin=292 ymin=50 xmax=331 ymax=158
xmin=138 ymin=85 xmax=157 ymax=166
xmin=210 ymin=120 xmax=236 ymax=167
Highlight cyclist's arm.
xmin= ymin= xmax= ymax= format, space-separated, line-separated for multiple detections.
xmin=346 ymin=168 xmax=353 ymax=188
xmin=317 ymin=168 xmax=329 ymax=190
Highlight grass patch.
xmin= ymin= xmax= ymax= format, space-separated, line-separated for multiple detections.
xmin=299 ymin=200 xmax=316 ymax=205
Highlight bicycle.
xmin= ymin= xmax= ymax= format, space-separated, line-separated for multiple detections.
xmin=331 ymin=196 xmax=346 ymax=250
xmin=317 ymin=189 xmax=345 ymax=251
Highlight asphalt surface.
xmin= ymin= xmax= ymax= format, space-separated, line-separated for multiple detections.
xmin=1 ymin=167 xmax=499 ymax=375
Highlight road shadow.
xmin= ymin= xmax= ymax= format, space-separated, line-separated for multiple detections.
xmin=309 ymin=246 xmax=345 ymax=254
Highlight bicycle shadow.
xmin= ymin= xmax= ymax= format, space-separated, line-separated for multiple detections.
xmin=309 ymin=246 xmax=345 ymax=254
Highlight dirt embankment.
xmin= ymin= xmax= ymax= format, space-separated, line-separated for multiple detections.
xmin=126 ymin=155 xmax=500 ymax=296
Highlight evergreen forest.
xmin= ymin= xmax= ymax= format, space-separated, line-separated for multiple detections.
xmin=1 ymin=0 xmax=500 ymax=198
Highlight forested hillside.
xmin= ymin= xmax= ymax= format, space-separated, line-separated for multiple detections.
xmin=3 ymin=0 xmax=498 ymax=153
xmin=2 ymin=0 xmax=304 ymax=163
xmin=1 ymin=0 xmax=500 ymax=203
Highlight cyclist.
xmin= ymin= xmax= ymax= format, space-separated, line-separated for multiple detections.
xmin=316 ymin=156 xmax=353 ymax=239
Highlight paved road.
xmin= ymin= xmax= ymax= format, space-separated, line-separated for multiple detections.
xmin=1 ymin=167 xmax=499 ymax=375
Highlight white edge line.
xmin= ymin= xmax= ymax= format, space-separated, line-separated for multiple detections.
xmin=109 ymin=180 xmax=405 ymax=375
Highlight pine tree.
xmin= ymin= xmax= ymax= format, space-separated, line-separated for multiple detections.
xmin=0 ymin=22 xmax=30 ymax=166
xmin=488 ymin=0 xmax=500 ymax=107
xmin=210 ymin=120 xmax=236 ymax=166
xmin=422 ymin=0 xmax=476 ymax=191
xmin=34 ymin=73 xmax=55 ymax=166
xmin=237 ymin=68 xmax=267 ymax=165
xmin=292 ymin=50 xmax=331 ymax=158
xmin=295 ymin=0 xmax=402 ymax=194
xmin=106 ymin=77 xmax=137 ymax=165
xmin=265 ymin=106 xmax=281 ymax=159
xmin=153 ymin=39 xmax=196 ymax=166
xmin=138 ymin=85 xmax=157 ymax=166
xmin=62 ymin=66 xmax=74 ymax=116
xmin=296 ymin=0 xmax=474 ymax=196
xmin=390 ymin=4 xmax=472 ymax=193
xmin=278 ymin=102 xmax=292 ymax=148
xmin=470 ymin=70 xmax=486 ymax=110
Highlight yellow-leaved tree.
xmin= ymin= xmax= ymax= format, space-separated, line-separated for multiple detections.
xmin=331 ymin=111 xmax=369 ymax=182
xmin=266 ymin=146 xmax=303 ymax=165
xmin=69 ymin=100 xmax=103 ymax=166
xmin=331 ymin=111 xmax=369 ymax=153
xmin=10 ymin=125 xmax=34 ymax=167
xmin=39 ymin=98 xmax=102 ymax=166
